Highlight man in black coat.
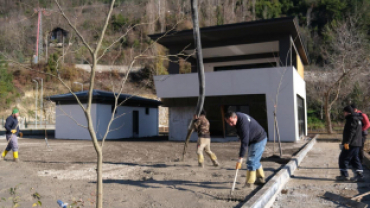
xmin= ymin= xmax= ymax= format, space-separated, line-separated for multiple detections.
xmin=337 ymin=106 xmax=364 ymax=182
xmin=225 ymin=111 xmax=267 ymax=189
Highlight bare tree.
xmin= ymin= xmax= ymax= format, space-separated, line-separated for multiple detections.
xmin=1 ymin=1 xmax=189 ymax=207
xmin=321 ymin=17 xmax=370 ymax=133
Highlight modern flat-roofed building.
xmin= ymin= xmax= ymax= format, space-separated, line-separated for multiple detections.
xmin=149 ymin=17 xmax=308 ymax=142
xmin=48 ymin=90 xmax=161 ymax=140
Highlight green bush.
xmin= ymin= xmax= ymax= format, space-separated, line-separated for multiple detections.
xmin=111 ymin=14 xmax=129 ymax=31
xmin=307 ymin=115 xmax=325 ymax=130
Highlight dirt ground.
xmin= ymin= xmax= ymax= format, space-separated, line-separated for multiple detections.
xmin=273 ymin=142 xmax=370 ymax=208
xmin=0 ymin=137 xmax=307 ymax=208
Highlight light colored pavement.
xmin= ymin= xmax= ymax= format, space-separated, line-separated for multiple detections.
xmin=272 ymin=142 xmax=370 ymax=208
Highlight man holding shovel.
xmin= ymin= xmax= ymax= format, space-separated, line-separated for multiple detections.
xmin=1 ymin=108 xmax=22 ymax=162
xmin=225 ymin=112 xmax=267 ymax=189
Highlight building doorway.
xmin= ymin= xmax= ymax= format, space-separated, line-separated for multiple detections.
xmin=133 ymin=111 xmax=139 ymax=137
xmin=297 ymin=95 xmax=305 ymax=137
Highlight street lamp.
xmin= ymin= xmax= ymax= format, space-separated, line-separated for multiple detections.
xmin=73 ymin=82 xmax=83 ymax=92
xmin=35 ymin=77 xmax=43 ymax=114
xmin=32 ymin=79 xmax=38 ymax=129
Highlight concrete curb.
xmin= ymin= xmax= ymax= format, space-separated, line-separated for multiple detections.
xmin=242 ymin=135 xmax=318 ymax=208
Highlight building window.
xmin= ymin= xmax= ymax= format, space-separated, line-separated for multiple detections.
xmin=214 ymin=62 xmax=277 ymax=71
xmin=146 ymin=108 xmax=149 ymax=115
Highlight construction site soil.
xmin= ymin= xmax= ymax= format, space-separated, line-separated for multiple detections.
xmin=0 ymin=137 xmax=307 ymax=208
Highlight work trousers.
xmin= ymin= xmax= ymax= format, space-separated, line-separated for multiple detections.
xmin=246 ymin=138 xmax=267 ymax=171
xmin=197 ymin=137 xmax=217 ymax=163
xmin=339 ymin=146 xmax=363 ymax=177
xmin=5 ymin=134 xmax=18 ymax=152
xmin=359 ymin=135 xmax=366 ymax=163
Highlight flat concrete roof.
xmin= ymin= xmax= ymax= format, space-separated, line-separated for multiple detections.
xmin=47 ymin=90 xmax=161 ymax=107
xmin=149 ymin=17 xmax=309 ymax=64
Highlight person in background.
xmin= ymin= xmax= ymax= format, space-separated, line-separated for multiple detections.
xmin=351 ymin=104 xmax=370 ymax=163
xmin=1 ymin=108 xmax=22 ymax=162
xmin=337 ymin=106 xmax=364 ymax=182
xmin=192 ymin=110 xmax=219 ymax=168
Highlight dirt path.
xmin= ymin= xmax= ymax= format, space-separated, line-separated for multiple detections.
xmin=0 ymin=138 xmax=305 ymax=208
xmin=272 ymin=142 xmax=370 ymax=208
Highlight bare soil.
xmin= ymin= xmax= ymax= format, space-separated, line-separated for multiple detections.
xmin=0 ymin=138 xmax=307 ymax=208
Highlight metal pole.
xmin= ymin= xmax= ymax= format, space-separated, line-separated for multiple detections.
xmin=36 ymin=77 xmax=43 ymax=125
xmin=40 ymin=78 xmax=43 ymax=126
xmin=32 ymin=80 xmax=38 ymax=129
xmin=40 ymin=78 xmax=43 ymax=112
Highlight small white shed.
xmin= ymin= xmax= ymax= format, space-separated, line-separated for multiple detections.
xmin=48 ymin=90 xmax=161 ymax=140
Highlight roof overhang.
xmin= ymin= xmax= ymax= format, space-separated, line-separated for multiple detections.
xmin=47 ymin=90 xmax=161 ymax=107
xmin=149 ymin=17 xmax=309 ymax=65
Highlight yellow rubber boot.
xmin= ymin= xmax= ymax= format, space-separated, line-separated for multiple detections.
xmin=256 ymin=166 xmax=266 ymax=184
xmin=247 ymin=170 xmax=256 ymax=183
xmin=198 ymin=154 xmax=204 ymax=168
xmin=13 ymin=151 xmax=19 ymax=163
xmin=1 ymin=150 xmax=8 ymax=160
xmin=210 ymin=153 xmax=219 ymax=167
xmin=243 ymin=170 xmax=256 ymax=189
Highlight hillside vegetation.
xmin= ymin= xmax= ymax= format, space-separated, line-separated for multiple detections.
xmin=0 ymin=0 xmax=370 ymax=129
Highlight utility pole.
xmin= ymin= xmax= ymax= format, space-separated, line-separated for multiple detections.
xmin=33 ymin=8 xmax=50 ymax=63
xmin=32 ymin=79 xmax=38 ymax=129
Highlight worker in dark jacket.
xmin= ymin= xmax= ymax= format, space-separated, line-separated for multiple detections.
xmin=337 ymin=106 xmax=364 ymax=182
xmin=1 ymin=108 xmax=21 ymax=162
xmin=192 ymin=110 xmax=219 ymax=168
xmin=225 ymin=112 xmax=267 ymax=188
xmin=351 ymin=104 xmax=370 ymax=163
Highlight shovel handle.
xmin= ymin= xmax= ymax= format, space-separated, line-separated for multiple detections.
xmin=231 ymin=169 xmax=239 ymax=194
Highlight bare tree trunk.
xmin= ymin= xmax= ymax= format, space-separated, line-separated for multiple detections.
xmin=275 ymin=116 xmax=282 ymax=157
xmin=182 ymin=0 xmax=206 ymax=160
xmin=96 ymin=151 xmax=103 ymax=208
xmin=252 ymin=0 xmax=256 ymax=20
xmin=306 ymin=5 xmax=313 ymax=27
xmin=324 ymin=93 xmax=333 ymax=134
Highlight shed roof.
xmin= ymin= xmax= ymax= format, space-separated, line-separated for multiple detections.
xmin=149 ymin=16 xmax=309 ymax=64
xmin=47 ymin=90 xmax=161 ymax=107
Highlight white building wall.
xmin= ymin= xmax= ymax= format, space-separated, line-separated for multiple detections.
xmin=155 ymin=67 xmax=306 ymax=142
xmin=169 ymin=107 xmax=198 ymax=141
xmin=55 ymin=103 xmax=98 ymax=140
xmin=95 ymin=104 xmax=158 ymax=139
xmin=55 ymin=103 xmax=158 ymax=140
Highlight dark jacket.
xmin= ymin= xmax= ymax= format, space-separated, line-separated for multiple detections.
xmin=192 ymin=115 xmax=211 ymax=138
xmin=4 ymin=115 xmax=19 ymax=135
xmin=343 ymin=113 xmax=363 ymax=147
xmin=235 ymin=112 xmax=267 ymax=157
